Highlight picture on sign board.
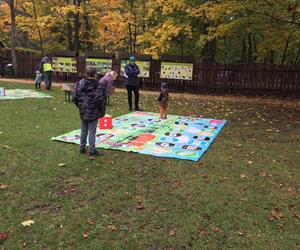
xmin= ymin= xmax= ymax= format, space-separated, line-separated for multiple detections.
xmin=160 ymin=62 xmax=193 ymax=80
xmin=86 ymin=58 xmax=112 ymax=75
xmin=52 ymin=57 xmax=77 ymax=73
xmin=120 ymin=60 xmax=150 ymax=78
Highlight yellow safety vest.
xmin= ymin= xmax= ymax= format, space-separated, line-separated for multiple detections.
xmin=43 ymin=63 xmax=52 ymax=72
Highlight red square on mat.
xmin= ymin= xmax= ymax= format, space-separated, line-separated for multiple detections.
xmin=99 ymin=117 xmax=112 ymax=129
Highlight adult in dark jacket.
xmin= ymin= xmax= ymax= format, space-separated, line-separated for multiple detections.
xmin=124 ymin=56 xmax=140 ymax=111
xmin=39 ymin=56 xmax=53 ymax=90
xmin=73 ymin=67 xmax=117 ymax=157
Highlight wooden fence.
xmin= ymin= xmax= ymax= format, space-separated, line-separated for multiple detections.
xmin=1 ymin=50 xmax=299 ymax=95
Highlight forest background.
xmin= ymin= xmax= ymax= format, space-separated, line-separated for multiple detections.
xmin=1 ymin=0 xmax=300 ymax=66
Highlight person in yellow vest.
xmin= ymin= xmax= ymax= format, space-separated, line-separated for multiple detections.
xmin=40 ymin=56 xmax=53 ymax=90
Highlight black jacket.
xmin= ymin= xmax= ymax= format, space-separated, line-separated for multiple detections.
xmin=73 ymin=78 xmax=107 ymax=122
xmin=124 ymin=63 xmax=140 ymax=86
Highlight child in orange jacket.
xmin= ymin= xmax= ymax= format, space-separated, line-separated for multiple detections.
xmin=158 ymin=82 xmax=169 ymax=119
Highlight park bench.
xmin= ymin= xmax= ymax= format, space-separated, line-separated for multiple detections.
xmin=61 ymin=82 xmax=110 ymax=105
xmin=61 ymin=83 xmax=75 ymax=102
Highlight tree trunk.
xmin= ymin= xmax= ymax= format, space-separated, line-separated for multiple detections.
xmin=66 ymin=0 xmax=74 ymax=51
xmin=281 ymin=10 xmax=296 ymax=65
xmin=203 ymin=39 xmax=216 ymax=63
xmin=128 ymin=23 xmax=132 ymax=53
xmin=31 ymin=0 xmax=44 ymax=55
xmin=247 ymin=33 xmax=252 ymax=63
xmin=82 ymin=1 xmax=92 ymax=52
xmin=253 ymin=34 xmax=257 ymax=62
xmin=9 ymin=0 xmax=18 ymax=76
xmin=270 ymin=50 xmax=275 ymax=64
xmin=224 ymin=37 xmax=228 ymax=63
xmin=240 ymin=37 xmax=247 ymax=63
xmin=74 ymin=0 xmax=81 ymax=56
xmin=281 ymin=37 xmax=290 ymax=65
xmin=294 ymin=47 xmax=300 ymax=64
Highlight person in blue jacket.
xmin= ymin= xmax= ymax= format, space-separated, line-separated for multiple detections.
xmin=124 ymin=56 xmax=141 ymax=111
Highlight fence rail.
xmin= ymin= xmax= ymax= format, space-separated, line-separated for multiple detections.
xmin=0 ymin=50 xmax=299 ymax=95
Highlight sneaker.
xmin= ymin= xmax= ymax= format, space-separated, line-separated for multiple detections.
xmin=79 ymin=148 xmax=86 ymax=154
xmin=89 ymin=150 xmax=102 ymax=157
xmin=135 ymin=107 xmax=143 ymax=111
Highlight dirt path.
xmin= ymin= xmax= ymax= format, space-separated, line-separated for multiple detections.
xmin=1 ymin=77 xmax=299 ymax=107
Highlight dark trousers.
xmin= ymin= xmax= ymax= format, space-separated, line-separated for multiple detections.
xmin=80 ymin=119 xmax=98 ymax=153
xmin=126 ymin=85 xmax=139 ymax=110
xmin=35 ymin=83 xmax=41 ymax=90
xmin=44 ymin=72 xmax=52 ymax=90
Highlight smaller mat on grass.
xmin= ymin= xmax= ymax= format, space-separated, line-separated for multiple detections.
xmin=0 ymin=89 xmax=52 ymax=100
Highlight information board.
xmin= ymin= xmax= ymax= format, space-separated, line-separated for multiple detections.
xmin=160 ymin=62 xmax=193 ymax=80
xmin=120 ymin=60 xmax=150 ymax=78
xmin=52 ymin=57 xmax=77 ymax=73
xmin=86 ymin=58 xmax=112 ymax=75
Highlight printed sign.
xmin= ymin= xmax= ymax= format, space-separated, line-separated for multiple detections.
xmin=52 ymin=57 xmax=77 ymax=73
xmin=86 ymin=58 xmax=112 ymax=75
xmin=120 ymin=60 xmax=150 ymax=78
xmin=161 ymin=62 xmax=193 ymax=80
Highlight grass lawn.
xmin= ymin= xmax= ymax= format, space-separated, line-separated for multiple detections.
xmin=0 ymin=82 xmax=299 ymax=249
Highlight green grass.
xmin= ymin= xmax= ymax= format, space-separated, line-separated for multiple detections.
xmin=0 ymin=82 xmax=299 ymax=249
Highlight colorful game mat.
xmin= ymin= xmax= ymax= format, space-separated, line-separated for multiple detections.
xmin=52 ymin=112 xmax=227 ymax=161
xmin=0 ymin=89 xmax=52 ymax=100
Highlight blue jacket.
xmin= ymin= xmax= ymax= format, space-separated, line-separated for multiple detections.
xmin=124 ymin=63 xmax=140 ymax=86
xmin=34 ymin=74 xmax=42 ymax=84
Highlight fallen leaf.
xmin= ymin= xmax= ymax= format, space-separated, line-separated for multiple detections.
xmin=271 ymin=210 xmax=284 ymax=220
xmin=21 ymin=220 xmax=35 ymax=227
xmin=259 ymin=172 xmax=267 ymax=177
xmin=107 ymin=225 xmax=116 ymax=232
xmin=136 ymin=204 xmax=145 ymax=210
xmin=83 ymin=231 xmax=89 ymax=238
xmin=0 ymin=232 xmax=8 ymax=241
xmin=248 ymin=161 xmax=253 ymax=164
xmin=277 ymin=223 xmax=284 ymax=229
xmin=212 ymin=226 xmax=219 ymax=233
xmin=295 ymin=213 xmax=300 ymax=220
xmin=240 ymin=174 xmax=246 ymax=178
xmin=58 ymin=163 xmax=66 ymax=167
xmin=87 ymin=219 xmax=94 ymax=225
xmin=0 ymin=184 xmax=7 ymax=189
xmin=237 ymin=231 xmax=245 ymax=236
xmin=169 ymin=229 xmax=176 ymax=237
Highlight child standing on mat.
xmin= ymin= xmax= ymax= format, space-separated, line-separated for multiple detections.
xmin=34 ymin=71 xmax=42 ymax=90
xmin=158 ymin=82 xmax=169 ymax=119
